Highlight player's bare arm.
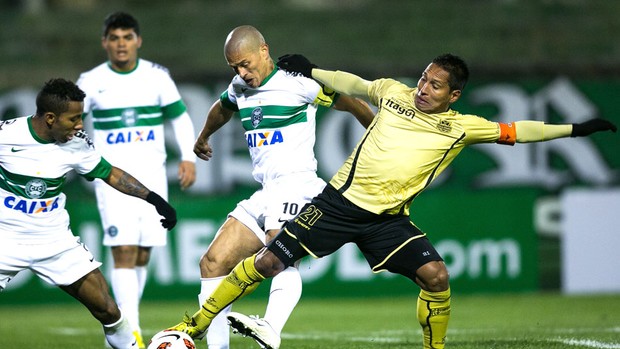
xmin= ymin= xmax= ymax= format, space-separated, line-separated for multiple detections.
xmin=104 ymin=166 xmax=150 ymax=199
xmin=194 ymin=100 xmax=235 ymax=161
xmin=333 ymin=95 xmax=375 ymax=129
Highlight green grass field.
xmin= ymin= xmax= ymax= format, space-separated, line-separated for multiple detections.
xmin=1 ymin=293 xmax=619 ymax=348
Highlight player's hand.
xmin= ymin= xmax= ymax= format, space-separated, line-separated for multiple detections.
xmin=146 ymin=192 xmax=177 ymax=230
xmin=571 ymin=118 xmax=617 ymax=137
xmin=178 ymin=161 xmax=196 ymax=190
xmin=193 ymin=137 xmax=213 ymax=161
xmin=277 ymin=54 xmax=317 ymax=78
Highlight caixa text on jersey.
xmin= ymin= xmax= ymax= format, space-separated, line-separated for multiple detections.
xmin=106 ymin=129 xmax=156 ymax=144
xmin=4 ymin=196 xmax=60 ymax=213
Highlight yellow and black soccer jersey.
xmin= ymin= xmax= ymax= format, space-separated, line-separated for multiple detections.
xmin=329 ymin=78 xmax=512 ymax=216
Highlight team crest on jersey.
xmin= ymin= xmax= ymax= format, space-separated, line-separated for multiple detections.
xmin=25 ymin=179 xmax=47 ymax=199
xmin=107 ymin=226 xmax=118 ymax=237
xmin=437 ymin=119 xmax=452 ymax=133
xmin=251 ymin=107 xmax=263 ymax=128
xmin=122 ymin=108 xmax=138 ymax=127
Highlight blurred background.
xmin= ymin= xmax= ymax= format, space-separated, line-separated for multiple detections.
xmin=1 ymin=0 xmax=619 ymax=303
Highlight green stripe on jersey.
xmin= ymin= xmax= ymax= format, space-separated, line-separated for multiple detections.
xmin=239 ymin=104 xmax=308 ymax=130
xmin=220 ymin=91 xmax=239 ymax=112
xmin=161 ymin=100 xmax=187 ymax=119
xmin=0 ymin=165 xmax=65 ymax=198
xmin=82 ymin=158 xmax=113 ymax=181
xmin=91 ymin=105 xmax=164 ymax=130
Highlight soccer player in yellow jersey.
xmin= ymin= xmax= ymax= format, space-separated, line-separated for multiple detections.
xmin=169 ymin=53 xmax=617 ymax=348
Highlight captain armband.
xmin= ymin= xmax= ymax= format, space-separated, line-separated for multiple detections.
xmin=496 ymin=122 xmax=516 ymax=145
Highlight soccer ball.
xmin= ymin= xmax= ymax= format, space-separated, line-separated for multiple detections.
xmin=147 ymin=330 xmax=196 ymax=349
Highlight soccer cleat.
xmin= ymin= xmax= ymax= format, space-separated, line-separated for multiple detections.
xmin=132 ymin=330 xmax=145 ymax=349
xmin=227 ymin=312 xmax=281 ymax=349
xmin=167 ymin=313 xmax=207 ymax=340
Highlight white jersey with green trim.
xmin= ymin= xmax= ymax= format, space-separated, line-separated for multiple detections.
xmin=77 ymin=58 xmax=187 ymax=174
xmin=222 ymin=68 xmax=337 ymax=184
xmin=0 ymin=116 xmax=110 ymax=241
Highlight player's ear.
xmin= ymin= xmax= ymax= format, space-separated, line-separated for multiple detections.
xmin=449 ymin=89 xmax=461 ymax=104
xmin=44 ymin=112 xmax=57 ymax=128
xmin=260 ymin=43 xmax=269 ymax=60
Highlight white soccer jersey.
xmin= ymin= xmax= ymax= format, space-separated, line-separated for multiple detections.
xmin=0 ymin=116 xmax=111 ymax=242
xmin=221 ymin=67 xmax=336 ymax=184
xmin=77 ymin=58 xmax=190 ymax=177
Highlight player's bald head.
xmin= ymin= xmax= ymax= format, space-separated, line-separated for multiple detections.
xmin=224 ymin=25 xmax=266 ymax=57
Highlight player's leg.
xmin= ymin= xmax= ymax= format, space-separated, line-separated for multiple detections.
xmin=110 ymin=244 xmax=145 ymax=347
xmin=60 ymin=268 xmax=137 ymax=348
xmin=414 ymin=259 xmax=450 ymax=349
xmin=259 ymin=175 xmax=324 ymax=338
xmin=262 ymin=229 xmax=302 ymax=336
xmin=226 ymin=230 xmax=302 ymax=349
xmin=367 ymin=220 xmax=450 ymax=349
xmin=199 ymin=216 xmax=264 ymax=349
xmin=171 ymin=228 xmax=305 ymax=339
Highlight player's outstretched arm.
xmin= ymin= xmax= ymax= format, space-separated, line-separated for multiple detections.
xmin=104 ymin=166 xmax=177 ymax=229
xmin=277 ymin=54 xmax=371 ymax=99
xmin=514 ymin=118 xmax=617 ymax=143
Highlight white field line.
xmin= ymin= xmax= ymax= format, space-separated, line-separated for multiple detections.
xmin=551 ymin=338 xmax=620 ymax=349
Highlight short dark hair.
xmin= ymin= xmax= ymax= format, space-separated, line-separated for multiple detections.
xmin=35 ymin=78 xmax=85 ymax=117
xmin=432 ymin=53 xmax=469 ymax=91
xmin=102 ymin=11 xmax=140 ymax=37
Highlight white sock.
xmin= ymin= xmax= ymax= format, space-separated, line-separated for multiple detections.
xmin=199 ymin=277 xmax=230 ymax=349
xmin=136 ymin=266 xmax=148 ymax=299
xmin=111 ymin=268 xmax=141 ymax=333
xmin=103 ymin=312 xmax=137 ymax=348
xmin=264 ymin=266 xmax=302 ymax=335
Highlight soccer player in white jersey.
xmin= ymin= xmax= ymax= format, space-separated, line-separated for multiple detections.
xmin=0 ymin=78 xmax=177 ymax=348
xmin=169 ymin=26 xmax=374 ymax=349
xmin=76 ymin=12 xmax=196 ymax=348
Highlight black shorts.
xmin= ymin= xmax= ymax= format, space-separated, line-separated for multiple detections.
xmin=283 ymin=184 xmax=443 ymax=279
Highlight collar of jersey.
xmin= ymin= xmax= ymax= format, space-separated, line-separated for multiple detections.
xmin=107 ymin=58 xmax=140 ymax=75
xmin=27 ymin=116 xmax=54 ymax=144
xmin=258 ymin=62 xmax=278 ymax=87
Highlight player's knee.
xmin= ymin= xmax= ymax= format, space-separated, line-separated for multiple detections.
xmin=255 ymin=249 xmax=287 ymax=278
xmin=423 ymin=268 xmax=450 ymax=292
xmin=429 ymin=269 xmax=450 ymax=291
xmin=416 ymin=261 xmax=450 ymax=292
xmin=199 ymin=252 xmax=231 ymax=277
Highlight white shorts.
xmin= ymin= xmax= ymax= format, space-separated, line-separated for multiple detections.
xmin=230 ymin=172 xmax=326 ymax=244
xmin=95 ymin=169 xmax=168 ymax=247
xmin=0 ymin=234 xmax=101 ymax=290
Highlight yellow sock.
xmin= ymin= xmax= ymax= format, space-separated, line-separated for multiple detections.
xmin=193 ymin=255 xmax=265 ymax=328
xmin=417 ymin=288 xmax=451 ymax=349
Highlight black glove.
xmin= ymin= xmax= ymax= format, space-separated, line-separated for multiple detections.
xmin=146 ymin=192 xmax=177 ymax=230
xmin=277 ymin=54 xmax=317 ymax=78
xmin=571 ymin=118 xmax=617 ymax=137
